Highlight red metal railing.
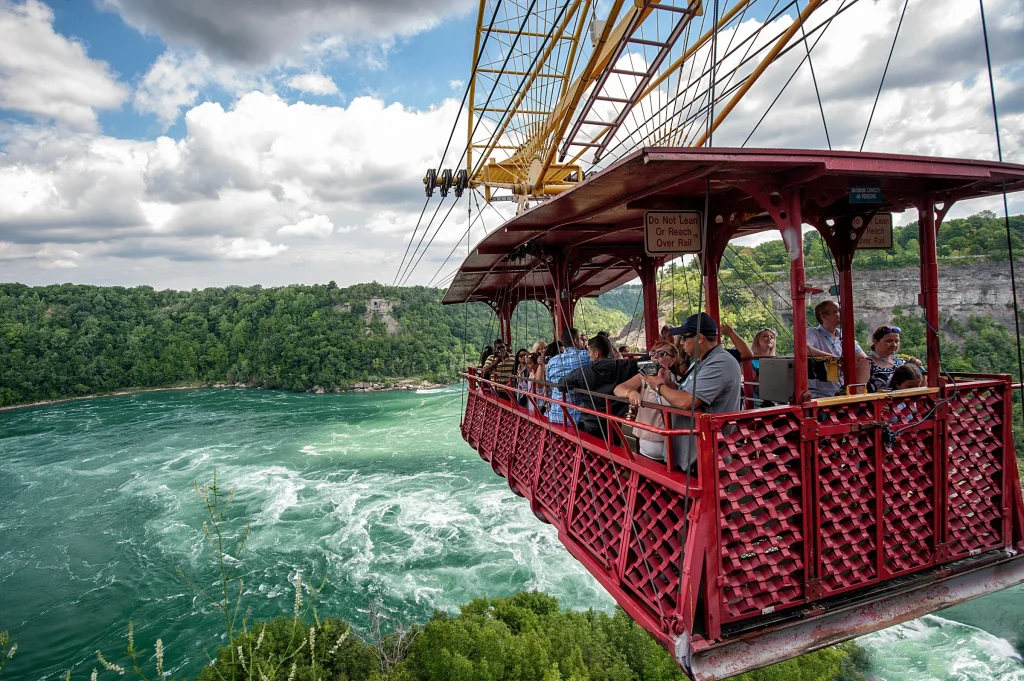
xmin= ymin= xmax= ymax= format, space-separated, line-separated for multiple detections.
xmin=459 ymin=368 xmax=1024 ymax=656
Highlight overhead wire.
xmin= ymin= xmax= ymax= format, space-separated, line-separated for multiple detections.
xmin=393 ymin=0 xmax=504 ymax=284
xmin=859 ymin=0 xmax=909 ymax=152
xmin=978 ymin=0 xmax=1024 ymax=397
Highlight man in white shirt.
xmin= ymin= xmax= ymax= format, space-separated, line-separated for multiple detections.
xmin=806 ymin=300 xmax=867 ymax=398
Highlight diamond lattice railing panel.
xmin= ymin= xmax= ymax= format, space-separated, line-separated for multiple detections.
xmin=947 ymin=387 xmax=1005 ymax=558
xmin=817 ymin=401 xmax=876 ymax=428
xmin=462 ymin=392 xmax=478 ymax=444
xmin=817 ymin=432 xmax=877 ymax=593
xmin=535 ymin=430 xmax=579 ymax=522
xmin=492 ymin=410 xmax=518 ymax=474
xmin=478 ymin=399 xmax=500 ymax=461
xmin=622 ymin=477 xmax=689 ymax=621
xmin=881 ymin=422 xmax=935 ymax=575
xmin=510 ymin=419 xmax=542 ymax=496
xmin=470 ymin=392 xmax=486 ymax=447
xmin=567 ymin=450 xmax=634 ymax=569
xmin=717 ymin=411 xmax=805 ymax=621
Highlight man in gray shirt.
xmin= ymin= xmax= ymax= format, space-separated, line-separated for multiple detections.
xmin=806 ymin=300 xmax=867 ymax=398
xmin=642 ymin=312 xmax=741 ymax=473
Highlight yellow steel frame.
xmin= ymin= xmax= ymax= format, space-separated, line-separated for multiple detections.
xmin=467 ymin=0 xmax=828 ymax=201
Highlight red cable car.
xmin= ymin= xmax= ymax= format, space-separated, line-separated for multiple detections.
xmin=443 ymin=148 xmax=1024 ymax=679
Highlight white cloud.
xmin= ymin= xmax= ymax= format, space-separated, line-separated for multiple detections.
xmin=288 ymin=74 xmax=339 ymax=95
xmin=278 ymin=214 xmax=334 ymax=238
xmin=3 ymin=0 xmax=1024 ymax=290
xmin=449 ymin=79 xmax=464 ymax=90
xmin=46 ymin=259 xmax=77 ymax=269
xmin=0 ymin=0 xmax=128 ymax=131
xmin=100 ymin=0 xmax=475 ymax=65
xmin=215 ymin=237 xmax=288 ymax=260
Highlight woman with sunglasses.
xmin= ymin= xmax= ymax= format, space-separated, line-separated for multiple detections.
xmin=613 ymin=342 xmax=680 ymax=462
xmin=513 ymin=348 xmax=530 ymax=406
xmin=749 ymin=328 xmax=777 ymax=405
xmin=865 ymin=325 xmax=923 ymax=392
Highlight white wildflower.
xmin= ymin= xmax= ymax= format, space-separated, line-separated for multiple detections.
xmin=127 ymin=622 xmax=134 ymax=652
xmin=308 ymin=626 xmax=316 ymax=656
xmin=287 ymin=661 xmax=297 ymax=681
xmin=255 ymin=624 xmax=266 ymax=651
xmin=237 ymin=646 xmax=247 ymax=671
xmin=293 ymin=572 xmax=303 ymax=617
xmin=260 ymin=673 xmax=270 ymax=681
xmin=91 ymin=669 xmax=98 ymax=681
xmin=97 ymin=651 xmax=126 ymax=675
xmin=155 ymin=638 xmax=164 ymax=676
xmin=6 ymin=643 xmax=15 ymax=658
xmin=328 ymin=631 xmax=349 ymax=655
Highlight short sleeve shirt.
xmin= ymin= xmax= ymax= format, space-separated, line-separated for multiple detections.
xmin=806 ymin=325 xmax=864 ymax=398
xmin=669 ymin=345 xmax=742 ymax=470
xmin=545 ymin=348 xmax=591 ymax=424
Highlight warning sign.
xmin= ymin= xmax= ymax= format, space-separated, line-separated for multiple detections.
xmin=857 ymin=213 xmax=894 ymax=250
xmin=644 ymin=211 xmax=703 ymax=256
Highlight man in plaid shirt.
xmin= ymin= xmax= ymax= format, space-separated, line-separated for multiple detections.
xmin=545 ymin=327 xmax=591 ymax=425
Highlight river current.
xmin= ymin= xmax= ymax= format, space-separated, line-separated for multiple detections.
xmin=0 ymin=387 xmax=1022 ymax=680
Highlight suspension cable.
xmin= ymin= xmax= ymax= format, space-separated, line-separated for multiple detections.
xmin=796 ymin=0 xmax=830 ymax=149
xmin=393 ymin=0 xmax=504 ymax=284
xmin=979 ymin=0 xmax=1024 ymax=396
xmin=860 ymin=0 xmax=909 ymax=152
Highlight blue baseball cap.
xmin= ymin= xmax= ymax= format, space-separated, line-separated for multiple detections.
xmin=668 ymin=312 xmax=718 ymax=337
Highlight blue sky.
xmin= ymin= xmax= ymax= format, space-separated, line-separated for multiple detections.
xmin=0 ymin=0 xmax=1021 ymax=290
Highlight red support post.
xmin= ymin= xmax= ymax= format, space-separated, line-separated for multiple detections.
xmin=639 ymin=256 xmax=660 ymax=350
xmin=839 ymin=264 xmax=858 ymax=386
xmin=917 ymin=200 xmax=942 ymax=386
xmin=550 ymin=251 xmax=574 ymax=341
xmin=788 ymin=193 xmax=809 ymax=401
xmin=703 ymin=258 xmax=721 ymax=323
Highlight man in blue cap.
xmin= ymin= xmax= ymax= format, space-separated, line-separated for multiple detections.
xmin=641 ymin=312 xmax=741 ymax=473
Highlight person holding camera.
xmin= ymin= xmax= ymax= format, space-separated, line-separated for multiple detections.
xmin=614 ymin=341 xmax=680 ymax=461
xmin=641 ymin=313 xmax=741 ymax=473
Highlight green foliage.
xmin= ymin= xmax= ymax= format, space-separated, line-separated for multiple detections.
xmin=196 ymin=617 xmax=378 ymax=681
xmin=724 ymin=211 xmax=1024 ymax=275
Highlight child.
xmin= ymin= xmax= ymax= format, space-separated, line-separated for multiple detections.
xmin=891 ymin=363 xmax=923 ymax=390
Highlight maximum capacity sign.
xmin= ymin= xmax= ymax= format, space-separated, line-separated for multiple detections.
xmin=644 ymin=211 xmax=703 ymax=255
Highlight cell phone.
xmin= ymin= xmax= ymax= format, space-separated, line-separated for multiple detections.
xmin=637 ymin=360 xmax=659 ymax=376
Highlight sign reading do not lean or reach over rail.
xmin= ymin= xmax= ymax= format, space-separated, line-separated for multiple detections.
xmin=644 ymin=211 xmax=703 ymax=256
xmin=856 ymin=212 xmax=894 ymax=250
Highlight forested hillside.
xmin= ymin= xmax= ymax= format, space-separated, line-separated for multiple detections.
xmin=0 ymin=282 xmax=628 ymax=407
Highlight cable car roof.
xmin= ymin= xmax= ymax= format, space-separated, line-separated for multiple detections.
xmin=442 ymin=147 xmax=1024 ymax=306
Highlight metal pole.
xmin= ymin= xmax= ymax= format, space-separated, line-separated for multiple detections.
xmin=789 ymin=192 xmax=809 ymax=401
xmin=918 ymin=199 xmax=942 ymax=386
xmin=640 ymin=256 xmax=660 ymax=350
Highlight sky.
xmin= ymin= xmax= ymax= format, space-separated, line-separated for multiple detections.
xmin=0 ymin=0 xmax=1022 ymax=290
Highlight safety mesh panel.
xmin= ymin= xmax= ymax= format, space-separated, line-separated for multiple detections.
xmin=817 ymin=401 xmax=875 ymax=428
xmin=462 ymin=392 xmax=478 ymax=444
xmin=492 ymin=409 xmax=517 ymax=474
xmin=818 ymin=432 xmax=877 ymax=592
xmin=510 ymin=419 xmax=542 ymax=496
xmin=622 ymin=477 xmax=689 ymax=621
xmin=567 ymin=451 xmax=633 ymax=568
xmin=880 ymin=395 xmax=936 ymax=574
xmin=469 ymin=392 xmax=486 ymax=447
xmin=717 ymin=411 xmax=805 ymax=620
xmin=477 ymin=399 xmax=499 ymax=461
xmin=947 ymin=386 xmax=1005 ymax=557
xmin=535 ymin=430 xmax=578 ymax=522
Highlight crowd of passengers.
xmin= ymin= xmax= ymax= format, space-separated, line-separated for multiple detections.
xmin=478 ymin=299 xmax=925 ymax=472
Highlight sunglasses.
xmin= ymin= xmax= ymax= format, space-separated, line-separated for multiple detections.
xmin=680 ymin=332 xmax=697 ymax=340
xmin=651 ymin=350 xmax=673 ymax=358
xmin=879 ymin=326 xmax=901 ymax=335
xmin=518 ymin=353 xmax=528 ymax=358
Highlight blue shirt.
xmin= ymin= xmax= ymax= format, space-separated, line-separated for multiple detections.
xmin=545 ymin=348 xmax=591 ymax=424
xmin=806 ymin=325 xmax=864 ymax=398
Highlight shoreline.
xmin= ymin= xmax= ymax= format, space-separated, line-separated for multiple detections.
xmin=0 ymin=378 xmax=450 ymax=413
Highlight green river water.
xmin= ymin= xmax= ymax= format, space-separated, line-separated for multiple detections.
xmin=0 ymin=387 xmax=1022 ymax=680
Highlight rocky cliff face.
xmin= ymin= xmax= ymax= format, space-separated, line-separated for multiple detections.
xmin=755 ymin=262 xmax=1020 ymax=328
